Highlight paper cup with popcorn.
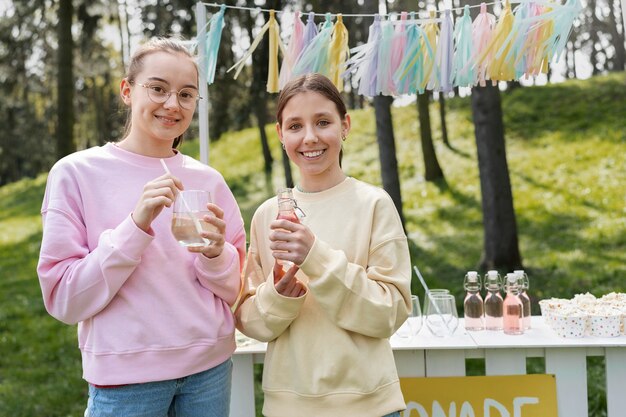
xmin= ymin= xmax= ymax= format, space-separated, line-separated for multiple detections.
xmin=551 ymin=308 xmax=588 ymax=338
xmin=588 ymin=307 xmax=622 ymax=338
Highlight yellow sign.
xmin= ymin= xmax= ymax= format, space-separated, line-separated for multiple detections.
xmin=399 ymin=374 xmax=558 ymax=417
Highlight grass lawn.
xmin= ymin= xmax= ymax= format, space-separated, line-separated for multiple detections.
xmin=1 ymin=72 xmax=624 ymax=416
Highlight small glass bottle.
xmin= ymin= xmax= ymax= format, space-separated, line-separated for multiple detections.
xmin=514 ymin=269 xmax=531 ymax=330
xmin=503 ymin=273 xmax=524 ymax=335
xmin=463 ymin=271 xmax=484 ymax=331
xmin=483 ymin=270 xmax=503 ymax=330
xmin=275 ymin=188 xmax=300 ymax=270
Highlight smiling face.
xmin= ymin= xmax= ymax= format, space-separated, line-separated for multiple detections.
xmin=120 ymin=50 xmax=198 ymax=157
xmin=277 ymin=91 xmax=351 ymax=192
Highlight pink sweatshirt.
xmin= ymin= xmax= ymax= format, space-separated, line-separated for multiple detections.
xmin=37 ymin=143 xmax=245 ymax=385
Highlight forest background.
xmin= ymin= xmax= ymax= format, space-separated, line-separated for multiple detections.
xmin=0 ymin=0 xmax=625 ymax=416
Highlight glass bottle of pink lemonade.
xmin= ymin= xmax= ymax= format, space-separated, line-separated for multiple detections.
xmin=514 ymin=270 xmax=532 ymax=330
xmin=503 ymin=273 xmax=524 ymax=335
xmin=463 ymin=271 xmax=484 ymax=331
xmin=275 ymin=188 xmax=300 ymax=271
xmin=483 ymin=270 xmax=503 ymax=330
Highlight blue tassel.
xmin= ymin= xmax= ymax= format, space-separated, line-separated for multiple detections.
xmin=204 ymin=4 xmax=226 ymax=85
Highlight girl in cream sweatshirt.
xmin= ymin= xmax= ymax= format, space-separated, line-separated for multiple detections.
xmin=236 ymin=73 xmax=412 ymax=417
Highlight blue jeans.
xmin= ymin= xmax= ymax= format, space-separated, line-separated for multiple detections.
xmin=85 ymin=359 xmax=232 ymax=417
xmin=383 ymin=413 xmax=402 ymax=417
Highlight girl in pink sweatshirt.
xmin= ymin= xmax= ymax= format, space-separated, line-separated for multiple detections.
xmin=37 ymin=38 xmax=245 ymax=416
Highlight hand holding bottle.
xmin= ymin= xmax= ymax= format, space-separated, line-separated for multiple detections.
xmin=273 ymin=260 xmax=306 ymax=298
xmin=269 ymin=188 xmax=314 ymax=267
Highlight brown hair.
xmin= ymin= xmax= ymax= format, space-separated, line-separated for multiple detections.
xmin=121 ymin=37 xmax=199 ymax=149
xmin=276 ymin=73 xmax=347 ymax=125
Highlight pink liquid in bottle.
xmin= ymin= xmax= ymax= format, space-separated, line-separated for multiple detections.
xmin=275 ymin=188 xmax=301 ymax=272
xmin=503 ymin=273 xmax=524 ymax=335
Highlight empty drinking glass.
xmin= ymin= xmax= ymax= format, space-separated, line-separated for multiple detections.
xmin=424 ymin=293 xmax=459 ymax=337
xmin=423 ymin=289 xmax=450 ymax=313
xmin=397 ymin=295 xmax=423 ymax=338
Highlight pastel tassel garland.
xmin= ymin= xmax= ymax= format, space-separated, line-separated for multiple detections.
xmin=393 ymin=12 xmax=419 ymax=94
xmin=291 ymin=13 xmax=333 ymax=78
xmin=214 ymin=0 xmax=582 ymax=94
xmin=344 ymin=14 xmax=382 ymax=97
xmin=377 ymin=16 xmax=395 ymax=95
xmin=386 ymin=12 xmax=409 ymax=95
xmin=434 ymin=9 xmax=454 ymax=92
xmin=394 ymin=13 xmax=436 ymax=95
xmin=302 ymin=11 xmax=319 ymax=47
xmin=501 ymin=0 xmax=532 ymax=80
xmin=482 ymin=1 xmax=516 ymax=81
xmin=453 ymin=5 xmax=474 ymax=88
xmin=544 ymin=0 xmax=582 ymax=63
xmin=279 ymin=11 xmax=305 ymax=89
xmin=328 ymin=14 xmax=350 ymax=91
xmin=422 ymin=11 xmax=439 ymax=93
xmin=202 ymin=4 xmax=226 ymax=85
xmin=227 ymin=9 xmax=285 ymax=93
xmin=524 ymin=3 xmax=554 ymax=76
xmin=471 ymin=3 xmax=497 ymax=86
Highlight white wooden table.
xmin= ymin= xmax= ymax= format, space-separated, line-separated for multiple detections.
xmin=231 ymin=317 xmax=626 ymax=417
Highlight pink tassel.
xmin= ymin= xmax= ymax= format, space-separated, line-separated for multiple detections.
xmin=472 ymin=3 xmax=496 ymax=87
xmin=387 ymin=12 xmax=408 ymax=95
xmin=279 ymin=11 xmax=305 ymax=90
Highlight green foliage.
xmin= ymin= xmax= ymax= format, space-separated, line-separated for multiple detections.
xmin=1 ymin=73 xmax=624 ymax=416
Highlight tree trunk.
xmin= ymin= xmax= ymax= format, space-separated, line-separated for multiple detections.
xmin=417 ymin=93 xmax=444 ymax=181
xmin=255 ymin=107 xmax=274 ymax=176
xmin=373 ymin=95 xmax=405 ymax=229
xmin=115 ymin=0 xmax=128 ymax=70
xmin=56 ymin=0 xmax=75 ymax=159
xmin=471 ymin=84 xmax=522 ymax=271
xmin=438 ymin=93 xmax=450 ymax=148
xmin=588 ymin=0 xmax=601 ymax=75
xmin=281 ymin=148 xmax=294 ymax=188
xmin=608 ymin=0 xmax=625 ymax=71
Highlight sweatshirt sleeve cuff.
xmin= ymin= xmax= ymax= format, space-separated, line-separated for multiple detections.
xmin=299 ymin=237 xmax=336 ymax=282
xmin=195 ymin=242 xmax=238 ymax=277
xmin=256 ymin=278 xmax=305 ymax=319
xmin=108 ymin=214 xmax=153 ymax=261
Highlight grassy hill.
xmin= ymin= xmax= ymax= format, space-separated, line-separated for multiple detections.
xmin=1 ymin=72 xmax=625 ymax=416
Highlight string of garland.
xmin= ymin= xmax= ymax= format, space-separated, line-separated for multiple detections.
xmin=195 ymin=0 xmax=581 ymax=96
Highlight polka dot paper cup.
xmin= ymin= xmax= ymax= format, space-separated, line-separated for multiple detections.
xmin=588 ymin=310 xmax=622 ymax=338
xmin=551 ymin=312 xmax=588 ymax=338
xmin=539 ymin=298 xmax=571 ymax=328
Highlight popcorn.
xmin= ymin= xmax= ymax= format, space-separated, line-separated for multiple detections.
xmin=540 ymin=292 xmax=626 ymax=338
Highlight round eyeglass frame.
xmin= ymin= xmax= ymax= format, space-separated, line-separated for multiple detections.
xmin=135 ymin=82 xmax=202 ymax=109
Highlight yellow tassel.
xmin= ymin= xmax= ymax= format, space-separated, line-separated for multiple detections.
xmin=267 ymin=10 xmax=283 ymax=93
xmin=227 ymin=9 xmax=284 ymax=93
xmin=481 ymin=1 xmax=515 ymax=81
xmin=420 ymin=11 xmax=438 ymax=92
xmin=327 ymin=14 xmax=349 ymax=91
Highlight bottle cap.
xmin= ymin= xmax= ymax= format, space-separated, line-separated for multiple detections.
xmin=484 ymin=270 xmax=501 ymax=290
xmin=467 ymin=271 xmax=478 ymax=282
xmin=506 ymin=273 xmax=518 ymax=283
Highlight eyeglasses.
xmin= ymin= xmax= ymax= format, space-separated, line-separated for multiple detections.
xmin=136 ymin=82 xmax=202 ymax=109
